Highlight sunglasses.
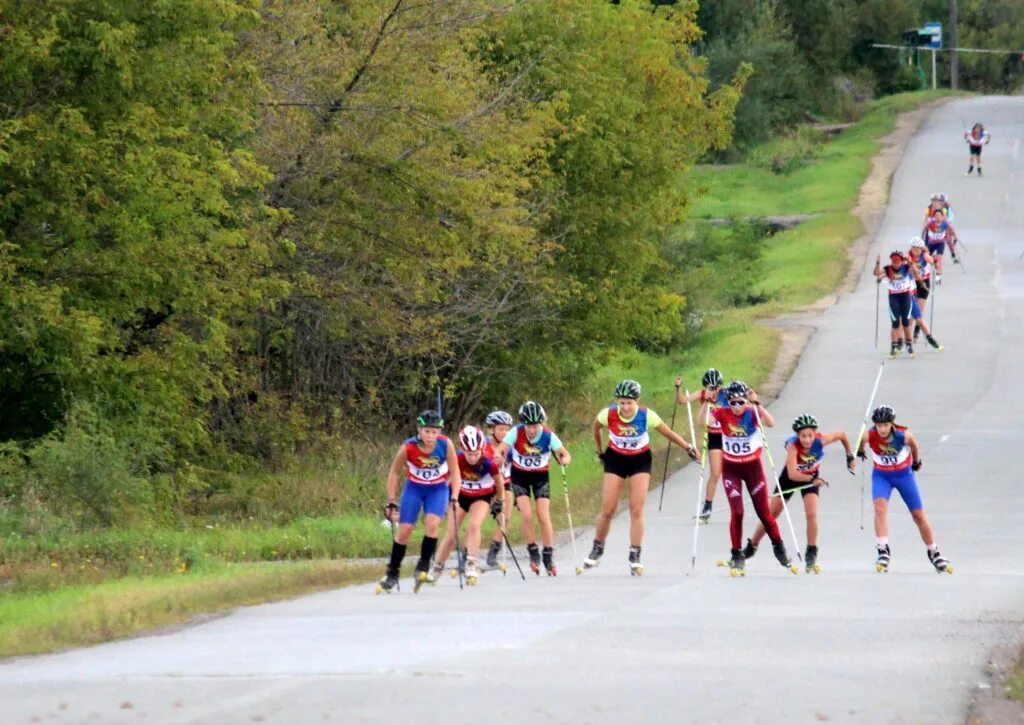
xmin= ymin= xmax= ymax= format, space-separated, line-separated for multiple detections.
xmin=728 ymin=399 xmax=747 ymax=407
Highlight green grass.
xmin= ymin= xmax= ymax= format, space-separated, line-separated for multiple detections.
xmin=0 ymin=90 xmax=960 ymax=658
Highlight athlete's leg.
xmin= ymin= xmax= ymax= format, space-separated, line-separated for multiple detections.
xmin=536 ymin=492 xmax=554 ymax=548
xmin=751 ymin=489 xmax=786 ymax=547
xmin=721 ymin=465 xmax=745 ymax=551
xmin=595 ymin=472 xmax=624 ymax=542
xmin=435 ymin=505 xmax=466 ymax=565
xmin=872 ymin=470 xmax=895 ymax=539
xmin=746 ymin=463 xmax=782 ymax=544
xmin=803 ymin=490 xmax=820 ymax=546
xmin=706 ymin=449 xmax=723 ymax=500
xmin=491 ymin=487 xmax=512 ymax=545
xmin=888 ymin=295 xmax=901 ymax=344
xmin=627 ymin=472 xmax=651 ymax=547
xmin=465 ymin=499 xmax=490 ymax=558
xmin=517 ymin=494 xmax=536 ymax=545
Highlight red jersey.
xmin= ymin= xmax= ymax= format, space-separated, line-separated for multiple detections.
xmin=457 ymin=451 xmax=499 ymax=496
xmin=709 ymin=407 xmax=762 ymax=464
xmin=403 ymin=436 xmax=452 ymax=485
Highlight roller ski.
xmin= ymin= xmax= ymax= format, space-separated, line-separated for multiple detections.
xmin=905 ymin=341 xmax=915 ymax=358
xmin=628 ymin=545 xmax=643 ymax=576
xmin=717 ymin=549 xmax=745 ymax=577
xmin=925 ymin=335 xmax=942 ymax=351
xmin=413 ymin=566 xmax=437 ymax=593
xmin=465 ymin=557 xmax=480 ymax=585
xmin=888 ymin=341 xmax=900 ymax=359
xmin=741 ymin=538 xmax=757 ymax=561
xmin=542 ymin=546 xmax=557 ymax=576
xmin=698 ymin=500 xmax=713 ymax=524
xmin=928 ymin=548 xmax=954 ymax=574
xmin=773 ymin=540 xmax=798 ymax=574
xmin=805 ymin=545 xmax=820 ymax=574
xmin=375 ymin=572 xmax=399 ymax=594
xmin=875 ymin=544 xmax=891 ymax=573
xmin=582 ymin=539 xmax=604 ymax=569
xmin=449 ymin=547 xmax=468 ymax=578
xmin=528 ymin=543 xmax=541 ymax=575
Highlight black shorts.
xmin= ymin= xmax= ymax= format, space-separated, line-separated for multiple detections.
xmin=510 ymin=469 xmax=551 ymax=500
xmin=707 ymin=432 xmax=723 ymax=451
xmin=602 ymin=448 xmax=653 ymax=478
xmin=969 ymin=144 xmax=983 ymax=156
xmin=915 ymin=281 xmax=930 ymax=300
xmin=775 ymin=469 xmax=820 ymax=501
xmin=457 ymin=490 xmax=494 ymax=513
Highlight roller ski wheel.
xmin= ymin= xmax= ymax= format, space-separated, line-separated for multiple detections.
xmin=528 ymin=544 xmax=544 ymax=577
xmin=465 ymin=558 xmax=480 ymax=585
xmin=875 ymin=544 xmax=891 ymax=573
xmin=375 ymin=573 xmax=399 ymax=594
xmin=772 ymin=540 xmax=798 ymax=575
xmin=542 ymin=547 xmax=556 ymax=576
xmin=928 ymin=549 xmax=954 ymax=574
xmin=497 ymin=563 xmax=507 ymax=574
xmin=628 ymin=546 xmax=643 ymax=576
xmin=413 ymin=568 xmax=437 ymax=593
xmin=583 ymin=539 xmax=604 ymax=570
xmin=723 ymin=549 xmax=745 ymax=577
xmin=805 ymin=545 xmax=820 ymax=574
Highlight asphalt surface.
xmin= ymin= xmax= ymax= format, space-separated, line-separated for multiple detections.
xmin=3 ymin=97 xmax=1023 ymax=725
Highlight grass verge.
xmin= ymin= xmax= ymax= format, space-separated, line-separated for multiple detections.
xmin=0 ymin=90 xmax=961 ymax=657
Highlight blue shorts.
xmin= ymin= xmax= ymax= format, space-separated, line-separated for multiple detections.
xmin=872 ymin=468 xmax=923 ymax=511
xmin=926 ymin=241 xmax=946 ymax=257
xmin=399 ymin=481 xmax=450 ymax=524
xmin=911 ymin=295 xmax=922 ymax=320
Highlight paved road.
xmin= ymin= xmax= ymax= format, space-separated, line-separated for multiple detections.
xmin=3 ymin=97 xmax=1023 ymax=724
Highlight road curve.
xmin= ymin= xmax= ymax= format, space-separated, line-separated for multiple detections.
xmin=3 ymin=96 xmax=1023 ymax=725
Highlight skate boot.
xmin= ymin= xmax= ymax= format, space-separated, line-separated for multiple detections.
xmin=628 ymin=545 xmax=643 ymax=576
xmin=583 ymin=539 xmax=604 ymax=569
xmin=875 ymin=544 xmax=891 ymax=573
xmin=486 ymin=540 xmax=502 ymax=570
xmin=465 ymin=556 xmax=480 ymax=585
xmin=728 ymin=549 xmax=745 ymax=577
xmin=926 ymin=335 xmax=943 ymax=350
xmin=528 ymin=543 xmax=541 ymax=575
xmin=742 ymin=537 xmax=758 ymax=560
xmin=375 ymin=570 xmax=399 ymax=594
xmin=413 ymin=565 xmax=436 ymax=593
xmin=542 ymin=546 xmax=557 ymax=576
xmin=935 ymin=272 xmax=942 ymax=285
xmin=928 ymin=548 xmax=954 ymax=574
xmin=699 ymin=500 xmax=713 ymax=524
xmin=978 ymin=167 xmax=983 ymax=176
xmin=805 ymin=544 xmax=820 ymax=574
xmin=905 ymin=340 xmax=915 ymax=358
xmin=889 ymin=342 xmax=899 ymax=359
xmin=913 ymin=324 xmax=921 ymax=343
xmin=429 ymin=560 xmax=444 ymax=582
xmin=772 ymin=540 xmax=798 ymax=574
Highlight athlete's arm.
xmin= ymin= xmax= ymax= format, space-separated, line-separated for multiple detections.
xmin=445 ymin=439 xmax=462 ymax=500
xmin=784 ymin=443 xmax=813 ymax=482
xmin=746 ymin=389 xmax=774 ymax=427
xmin=554 ymin=444 xmax=571 ymax=467
xmin=592 ymin=420 xmax=605 ymax=457
xmin=873 ymin=255 xmax=885 ymax=279
xmin=386 ymin=446 xmax=408 ymax=516
xmin=822 ymin=431 xmax=855 ymax=471
xmin=906 ymin=431 xmax=922 ymax=468
xmin=674 ymin=379 xmax=702 ymax=404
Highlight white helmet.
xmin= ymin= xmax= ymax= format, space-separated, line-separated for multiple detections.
xmin=929 ymin=192 xmax=942 ymax=201
xmin=458 ymin=425 xmax=486 ymax=452
xmin=910 ymin=236 xmax=926 ymax=248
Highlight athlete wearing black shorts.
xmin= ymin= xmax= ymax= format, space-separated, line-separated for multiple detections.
xmin=601 ymin=448 xmax=653 ymax=478
xmin=510 ymin=468 xmax=551 ymax=500
xmin=775 ymin=468 xmax=821 ymax=501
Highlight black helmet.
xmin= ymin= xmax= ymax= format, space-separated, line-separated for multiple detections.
xmin=702 ymin=368 xmax=724 ymax=388
xmin=871 ymin=405 xmax=896 ymax=424
xmin=614 ymin=379 xmax=641 ymax=399
xmin=416 ymin=410 xmax=444 ymax=428
xmin=518 ymin=401 xmax=546 ymax=424
xmin=725 ymin=381 xmax=748 ymax=400
xmin=792 ymin=414 xmax=818 ymax=432
xmin=485 ymin=410 xmax=514 ymax=427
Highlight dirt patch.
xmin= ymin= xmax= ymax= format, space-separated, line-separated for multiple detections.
xmin=757 ymin=98 xmax=952 ymax=402
xmin=966 ymin=638 xmax=1024 ymax=724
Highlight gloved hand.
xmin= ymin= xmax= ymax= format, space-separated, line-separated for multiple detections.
xmin=383 ymin=502 xmax=399 ymax=521
xmin=912 ymin=459 xmax=922 ymax=471
xmin=846 ymin=453 xmax=856 ymax=471
xmin=490 ymin=497 xmax=504 ymax=518
xmin=686 ymin=445 xmax=700 ymax=462
xmin=856 ymin=449 xmax=867 ymax=461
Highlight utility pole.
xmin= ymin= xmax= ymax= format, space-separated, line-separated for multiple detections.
xmin=950 ymin=0 xmax=959 ymax=89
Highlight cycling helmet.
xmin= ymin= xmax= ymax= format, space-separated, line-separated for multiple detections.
xmin=909 ymin=237 xmax=926 ymax=249
xmin=937 ymin=193 xmax=949 ymax=203
xmin=614 ymin=379 xmax=641 ymax=399
xmin=416 ymin=410 xmax=444 ymax=428
xmin=702 ymin=368 xmax=724 ymax=388
xmin=485 ymin=410 xmax=514 ymax=427
xmin=458 ymin=425 xmax=485 ymax=452
xmin=518 ymin=401 xmax=547 ymax=424
xmin=929 ymin=192 xmax=942 ymax=201
xmin=871 ymin=405 xmax=896 ymax=424
xmin=725 ymin=381 xmax=748 ymax=400
xmin=792 ymin=414 xmax=818 ymax=432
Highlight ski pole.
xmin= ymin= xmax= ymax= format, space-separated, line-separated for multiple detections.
xmin=450 ymin=500 xmax=464 ymax=590
xmin=560 ymin=466 xmax=583 ymax=575
xmin=499 ymin=509 xmax=508 ymax=577
xmin=929 ymin=274 xmax=936 ymax=333
xmin=658 ymin=382 xmax=682 ymax=513
xmin=751 ymin=403 xmax=802 ymax=562
xmin=387 ymin=512 xmax=401 ymax=592
xmin=771 ymin=479 xmax=828 ymax=496
xmin=686 ymin=390 xmax=707 ymax=574
xmin=874 ymin=278 xmax=880 ymax=349
xmin=852 ymin=360 xmax=886 ymax=529
xmin=499 ymin=511 xmax=526 ymax=581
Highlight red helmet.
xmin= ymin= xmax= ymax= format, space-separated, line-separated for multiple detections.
xmin=458 ymin=425 xmax=485 ymax=452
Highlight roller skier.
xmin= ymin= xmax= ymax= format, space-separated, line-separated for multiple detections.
xmin=676 ymin=368 xmax=728 ymax=522
xmin=483 ymin=410 xmax=515 ymax=571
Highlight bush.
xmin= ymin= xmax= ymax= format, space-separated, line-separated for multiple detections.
xmin=747 ymin=126 xmax=825 ymax=174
